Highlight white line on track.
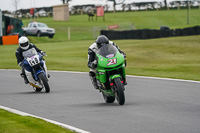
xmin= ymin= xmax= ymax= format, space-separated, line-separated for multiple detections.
xmin=0 ymin=69 xmax=91 ymax=133
xmin=0 ymin=69 xmax=199 ymax=133
xmin=0 ymin=105 xmax=91 ymax=133
xmin=48 ymin=69 xmax=200 ymax=84
xmin=1 ymin=69 xmax=200 ymax=84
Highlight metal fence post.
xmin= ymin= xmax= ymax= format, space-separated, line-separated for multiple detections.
xmin=0 ymin=9 xmax=2 ymax=36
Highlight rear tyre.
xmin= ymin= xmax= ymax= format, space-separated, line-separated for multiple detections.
xmin=38 ymin=73 xmax=50 ymax=93
xmin=102 ymin=93 xmax=115 ymax=103
xmin=114 ymin=77 xmax=125 ymax=105
xmin=48 ymin=35 xmax=54 ymax=38
xmin=37 ymin=31 xmax=41 ymax=37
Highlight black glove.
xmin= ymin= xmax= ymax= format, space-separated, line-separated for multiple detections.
xmin=88 ymin=61 xmax=97 ymax=69
xmin=123 ymin=54 xmax=126 ymax=59
xmin=41 ymin=51 xmax=46 ymax=56
xmin=122 ymin=54 xmax=127 ymax=66
xmin=121 ymin=52 xmax=126 ymax=58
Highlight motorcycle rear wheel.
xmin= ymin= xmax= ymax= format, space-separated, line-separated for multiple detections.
xmin=114 ymin=77 xmax=125 ymax=105
xmin=38 ymin=73 xmax=50 ymax=93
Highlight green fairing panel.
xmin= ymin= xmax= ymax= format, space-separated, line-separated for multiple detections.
xmin=110 ymin=74 xmax=121 ymax=80
xmin=97 ymin=51 xmax=124 ymax=69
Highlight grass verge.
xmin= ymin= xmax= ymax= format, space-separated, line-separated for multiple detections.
xmin=22 ymin=9 xmax=200 ymax=43
xmin=0 ymin=35 xmax=200 ymax=81
xmin=0 ymin=109 xmax=75 ymax=133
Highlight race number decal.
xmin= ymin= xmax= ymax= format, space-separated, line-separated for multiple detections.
xmin=29 ymin=56 xmax=39 ymax=66
xmin=107 ymin=58 xmax=117 ymax=66
xmin=27 ymin=55 xmax=40 ymax=66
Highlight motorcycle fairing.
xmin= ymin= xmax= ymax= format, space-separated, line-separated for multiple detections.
xmin=25 ymin=70 xmax=42 ymax=88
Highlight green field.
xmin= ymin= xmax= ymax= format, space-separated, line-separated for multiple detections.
xmin=1 ymin=35 xmax=200 ymax=81
xmin=22 ymin=9 xmax=200 ymax=42
xmin=1 ymin=9 xmax=200 ymax=81
xmin=0 ymin=9 xmax=200 ymax=132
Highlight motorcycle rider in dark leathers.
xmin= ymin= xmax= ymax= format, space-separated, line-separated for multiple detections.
xmin=15 ymin=36 xmax=46 ymax=84
xmin=87 ymin=35 xmax=127 ymax=89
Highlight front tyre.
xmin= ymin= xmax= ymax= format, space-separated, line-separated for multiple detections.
xmin=34 ymin=87 xmax=42 ymax=92
xmin=37 ymin=31 xmax=41 ymax=37
xmin=102 ymin=93 xmax=115 ymax=103
xmin=48 ymin=35 xmax=54 ymax=38
xmin=38 ymin=73 xmax=50 ymax=93
xmin=114 ymin=77 xmax=125 ymax=105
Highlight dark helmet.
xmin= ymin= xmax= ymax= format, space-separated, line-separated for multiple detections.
xmin=96 ymin=35 xmax=109 ymax=48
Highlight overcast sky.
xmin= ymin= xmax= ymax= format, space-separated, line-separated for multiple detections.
xmin=0 ymin=0 xmax=62 ymax=11
xmin=0 ymin=0 xmax=180 ymax=12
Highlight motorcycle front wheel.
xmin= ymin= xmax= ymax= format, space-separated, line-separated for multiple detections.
xmin=38 ymin=73 xmax=50 ymax=93
xmin=102 ymin=93 xmax=115 ymax=103
xmin=35 ymin=88 xmax=42 ymax=92
xmin=114 ymin=77 xmax=125 ymax=105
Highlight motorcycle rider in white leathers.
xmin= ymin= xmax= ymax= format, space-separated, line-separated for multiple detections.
xmin=15 ymin=36 xmax=47 ymax=84
xmin=87 ymin=35 xmax=127 ymax=89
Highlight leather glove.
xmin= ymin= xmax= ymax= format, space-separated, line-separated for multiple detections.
xmin=18 ymin=62 xmax=24 ymax=67
xmin=41 ymin=51 xmax=46 ymax=56
xmin=122 ymin=54 xmax=127 ymax=66
xmin=123 ymin=54 xmax=126 ymax=59
xmin=88 ymin=61 xmax=97 ymax=69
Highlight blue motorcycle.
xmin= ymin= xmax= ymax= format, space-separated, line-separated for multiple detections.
xmin=22 ymin=48 xmax=50 ymax=93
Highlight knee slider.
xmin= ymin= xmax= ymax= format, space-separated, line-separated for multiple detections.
xmin=89 ymin=71 xmax=96 ymax=77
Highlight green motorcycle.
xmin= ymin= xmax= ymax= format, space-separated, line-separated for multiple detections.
xmin=95 ymin=44 xmax=127 ymax=105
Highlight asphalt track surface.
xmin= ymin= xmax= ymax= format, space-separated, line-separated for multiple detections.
xmin=0 ymin=69 xmax=200 ymax=133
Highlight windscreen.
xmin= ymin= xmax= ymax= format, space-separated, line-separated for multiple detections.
xmin=22 ymin=48 xmax=37 ymax=58
xmin=37 ymin=23 xmax=48 ymax=28
xmin=96 ymin=44 xmax=118 ymax=58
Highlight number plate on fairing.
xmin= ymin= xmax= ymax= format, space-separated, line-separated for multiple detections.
xmin=27 ymin=55 xmax=40 ymax=66
xmin=107 ymin=58 xmax=117 ymax=66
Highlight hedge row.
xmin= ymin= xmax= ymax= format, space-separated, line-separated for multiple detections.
xmin=100 ymin=26 xmax=200 ymax=40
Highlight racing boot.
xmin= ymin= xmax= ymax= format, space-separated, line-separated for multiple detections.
xmin=89 ymin=71 xmax=98 ymax=89
xmin=123 ymin=77 xmax=127 ymax=85
xmin=20 ymin=69 xmax=29 ymax=84
xmin=24 ymin=76 xmax=29 ymax=84
xmin=20 ymin=73 xmax=29 ymax=84
xmin=91 ymin=77 xmax=98 ymax=89
xmin=124 ymin=79 xmax=127 ymax=85
xmin=48 ymin=74 xmax=50 ymax=78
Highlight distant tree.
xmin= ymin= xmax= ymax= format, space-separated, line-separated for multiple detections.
xmin=105 ymin=4 xmax=110 ymax=11
xmin=164 ymin=0 xmax=167 ymax=8
xmin=12 ymin=0 xmax=20 ymax=17
xmin=108 ymin=0 xmax=125 ymax=13
xmin=61 ymin=0 xmax=71 ymax=4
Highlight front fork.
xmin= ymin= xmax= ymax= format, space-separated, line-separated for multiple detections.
xmin=32 ymin=61 xmax=48 ymax=81
xmin=42 ymin=60 xmax=48 ymax=79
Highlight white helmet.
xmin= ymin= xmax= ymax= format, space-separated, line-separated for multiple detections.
xmin=18 ymin=36 xmax=29 ymax=50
